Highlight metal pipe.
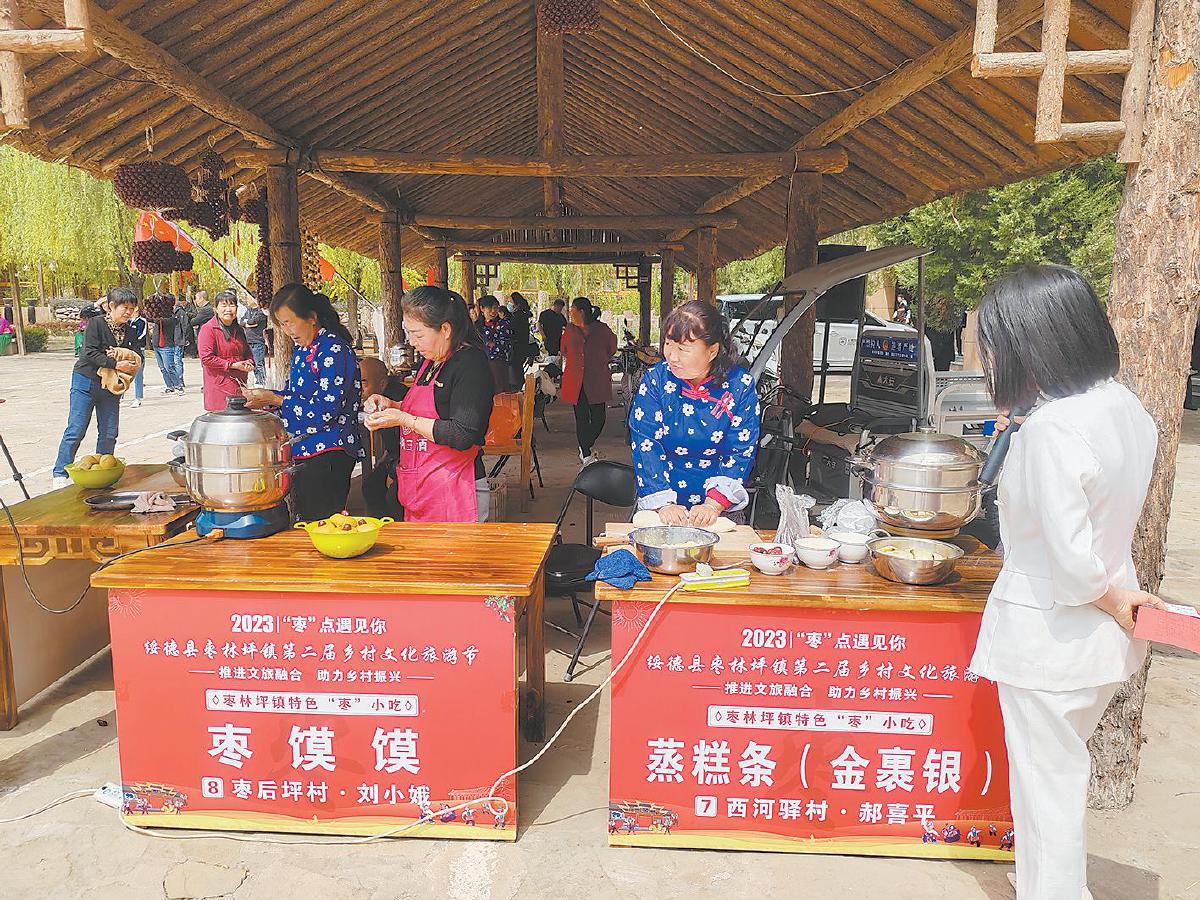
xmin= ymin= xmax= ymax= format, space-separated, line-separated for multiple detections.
xmin=916 ymin=255 xmax=927 ymax=426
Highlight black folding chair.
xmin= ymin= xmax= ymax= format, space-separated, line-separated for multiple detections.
xmin=544 ymin=461 xmax=637 ymax=681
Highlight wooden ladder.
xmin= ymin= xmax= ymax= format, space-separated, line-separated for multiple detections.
xmin=0 ymin=0 xmax=92 ymax=129
xmin=971 ymin=0 xmax=1155 ymax=162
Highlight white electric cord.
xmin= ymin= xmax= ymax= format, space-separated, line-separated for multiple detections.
xmin=115 ymin=578 xmax=686 ymax=846
xmin=0 ymin=789 xmax=95 ymax=824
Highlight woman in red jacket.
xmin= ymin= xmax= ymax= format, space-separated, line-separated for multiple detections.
xmin=198 ymin=290 xmax=254 ymax=411
xmin=560 ymin=296 xmax=617 ymax=466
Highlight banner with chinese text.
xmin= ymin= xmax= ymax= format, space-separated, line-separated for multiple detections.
xmin=609 ymin=601 xmax=1014 ymax=858
xmin=108 ymin=588 xmax=519 ymax=839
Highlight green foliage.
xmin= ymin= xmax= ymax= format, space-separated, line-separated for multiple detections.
xmin=22 ymin=326 xmax=48 ymax=353
xmin=717 ymin=246 xmax=783 ymax=295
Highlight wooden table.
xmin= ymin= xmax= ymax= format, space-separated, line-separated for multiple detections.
xmin=0 ymin=464 xmax=198 ymax=729
xmin=91 ymin=523 xmax=555 ymax=838
xmin=598 ymin=538 xmax=1016 ymax=859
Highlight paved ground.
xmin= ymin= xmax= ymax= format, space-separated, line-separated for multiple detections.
xmin=1 ymin=351 xmax=1197 ymax=899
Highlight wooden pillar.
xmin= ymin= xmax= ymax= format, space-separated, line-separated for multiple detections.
xmin=0 ymin=2 xmax=30 ymax=130
xmin=695 ymin=227 xmax=717 ymax=306
xmin=11 ymin=280 xmax=26 ymax=356
xmin=659 ymin=248 xmax=676 ymax=333
xmin=781 ymin=172 xmax=822 ymax=404
xmin=345 ymin=284 xmax=360 ymax=347
xmin=637 ymin=255 xmax=653 ymax=345
xmin=1089 ymin=0 xmax=1199 ymax=810
xmin=266 ymin=163 xmax=302 ymax=378
xmin=435 ymin=247 xmax=449 ymax=290
xmin=378 ymin=218 xmax=405 ymax=360
xmin=460 ymin=256 xmax=476 ymax=303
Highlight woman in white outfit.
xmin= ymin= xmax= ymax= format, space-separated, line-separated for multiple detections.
xmin=969 ymin=264 xmax=1164 ymax=900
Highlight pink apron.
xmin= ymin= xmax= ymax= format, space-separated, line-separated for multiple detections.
xmin=394 ymin=358 xmax=478 ymax=522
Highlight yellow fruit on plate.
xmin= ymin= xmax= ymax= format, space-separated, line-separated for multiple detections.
xmin=98 ymin=454 xmax=120 ymax=469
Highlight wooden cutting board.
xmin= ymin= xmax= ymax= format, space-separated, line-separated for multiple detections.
xmin=602 ymin=522 xmax=764 ymax=562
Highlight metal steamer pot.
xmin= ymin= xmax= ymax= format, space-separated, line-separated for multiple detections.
xmin=851 ymin=429 xmax=984 ymax=535
xmin=178 ymin=396 xmax=293 ymax=512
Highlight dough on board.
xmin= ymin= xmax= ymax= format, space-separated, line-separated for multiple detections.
xmin=632 ymin=509 xmax=737 ymax=533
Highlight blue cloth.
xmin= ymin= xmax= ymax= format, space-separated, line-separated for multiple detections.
xmin=586 ymin=549 xmax=652 ymax=590
xmin=54 ymin=371 xmax=119 ymax=476
xmin=628 ymin=361 xmax=761 ymax=512
xmin=153 ymin=346 xmax=181 ymax=390
xmin=273 ymin=328 xmax=364 ymax=461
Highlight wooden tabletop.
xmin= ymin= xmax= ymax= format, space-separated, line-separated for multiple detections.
xmin=92 ymin=522 xmax=559 ymax=597
xmin=595 ymin=535 xmax=1001 ymax=614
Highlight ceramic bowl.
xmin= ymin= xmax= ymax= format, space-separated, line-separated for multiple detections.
xmin=793 ymin=536 xmax=840 ymax=569
xmin=828 ymin=530 xmax=881 ymax=564
xmin=749 ymin=542 xmax=794 ymax=576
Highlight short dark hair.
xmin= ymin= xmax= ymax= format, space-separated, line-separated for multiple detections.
xmin=402 ymin=285 xmax=477 ymax=349
xmin=551 ymin=298 xmax=565 ymax=309
xmin=570 ymin=296 xmax=597 ymax=322
xmin=662 ymin=299 xmax=736 ymax=382
xmin=977 ymin=264 xmax=1119 ymax=412
xmin=477 ymin=294 xmax=500 ymax=310
xmin=214 ymin=290 xmax=237 ymax=306
xmin=270 ymin=283 xmax=353 ymax=346
xmin=107 ymin=286 xmax=138 ymax=309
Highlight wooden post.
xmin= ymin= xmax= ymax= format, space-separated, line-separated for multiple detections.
xmin=460 ymin=256 xmax=476 ymax=304
xmin=1090 ymin=0 xmax=1200 ymax=810
xmin=11 ymin=277 xmax=26 ymax=356
xmin=695 ymin=227 xmax=717 ymax=306
xmin=637 ymin=255 xmax=653 ymax=345
xmin=434 ymin=247 xmax=449 ymax=290
xmin=0 ymin=2 xmax=30 ymax=130
xmin=378 ymin=218 xmax=404 ymax=361
xmin=266 ymin=163 xmax=301 ymax=379
xmin=345 ymin=282 xmax=360 ymax=348
xmin=781 ymin=172 xmax=822 ymax=404
xmin=659 ymin=248 xmax=676 ymax=333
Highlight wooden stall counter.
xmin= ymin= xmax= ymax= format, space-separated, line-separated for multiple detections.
xmin=90 ymin=522 xmax=555 ymax=839
xmin=0 ymin=464 xmax=198 ymax=730
xmin=597 ymin=537 xmax=1016 ymax=860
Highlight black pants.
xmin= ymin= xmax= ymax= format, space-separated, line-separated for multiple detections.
xmin=361 ymin=458 xmax=402 ymax=519
xmin=573 ymin=388 xmax=607 ymax=456
xmin=292 ymin=450 xmax=356 ymax=522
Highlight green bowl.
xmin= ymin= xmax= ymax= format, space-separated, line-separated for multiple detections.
xmin=65 ymin=459 xmax=126 ymax=489
xmin=296 ymin=516 xmax=394 ymax=559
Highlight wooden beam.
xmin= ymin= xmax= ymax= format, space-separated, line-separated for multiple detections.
xmin=439 ymin=241 xmax=683 ymax=254
xmin=461 ymin=251 xmax=655 ymax=266
xmin=460 ymin=255 xmax=475 ymax=304
xmin=378 ymin=218 xmax=404 ymax=357
xmin=973 ymin=49 xmax=1133 ymax=78
xmin=230 ymin=148 xmax=849 ymax=178
xmin=27 ymin=0 xmax=396 ymax=215
xmin=0 ymin=2 xmax=29 ymax=129
xmin=1118 ymin=0 xmax=1157 ymax=164
xmin=1034 ymin=0 xmax=1072 ymax=142
xmin=434 ymin=246 xmax=449 ymax=290
xmin=659 ymin=248 xmax=676 ymax=333
xmin=781 ymin=173 xmax=822 ymax=404
xmin=638 ymin=255 xmax=653 ymax=345
xmin=536 ymin=21 xmax=563 ymax=236
xmin=407 ymin=213 xmax=738 ymax=230
xmin=695 ymin=227 xmax=717 ymax=306
xmin=266 ymin=163 xmax=301 ymax=378
xmin=0 ymin=28 xmax=89 ymax=53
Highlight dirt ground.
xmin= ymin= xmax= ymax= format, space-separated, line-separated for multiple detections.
xmin=1 ymin=349 xmax=1197 ymax=899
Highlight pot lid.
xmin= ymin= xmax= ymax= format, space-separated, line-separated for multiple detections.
xmin=188 ymin=395 xmax=290 ymax=446
xmin=868 ymin=430 xmax=984 ymax=469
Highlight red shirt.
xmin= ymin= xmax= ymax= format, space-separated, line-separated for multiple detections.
xmin=198 ymin=316 xmax=250 ymax=411
xmin=560 ymin=321 xmax=617 ymax=406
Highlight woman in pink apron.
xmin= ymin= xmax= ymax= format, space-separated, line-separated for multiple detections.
xmin=364 ymin=287 xmax=495 ymax=522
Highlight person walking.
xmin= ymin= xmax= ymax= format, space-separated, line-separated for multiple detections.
xmin=561 ymin=297 xmax=617 ymax=466
xmin=142 ymin=291 xmax=184 ymax=394
xmin=127 ymin=306 xmax=148 ymax=407
xmin=52 ymin=288 xmax=142 ymax=487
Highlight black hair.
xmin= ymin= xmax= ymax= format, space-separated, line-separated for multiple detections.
xmin=269 ymin=282 xmax=353 ymax=346
xmin=477 ymin=294 xmax=500 ymax=310
xmin=402 ymin=285 xmax=478 ymax=349
xmin=661 ymin=299 xmax=737 ymax=383
xmin=570 ymin=296 xmax=592 ymax=318
xmin=107 ymin=286 xmax=138 ymax=308
xmin=510 ymin=292 xmax=531 ymax=318
xmin=214 ymin=290 xmax=238 ymax=306
xmin=977 ymin=263 xmax=1120 ymax=412
xmin=551 ymin=298 xmax=565 ymax=309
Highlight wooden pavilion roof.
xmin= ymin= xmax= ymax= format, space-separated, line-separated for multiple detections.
xmin=2 ymin=0 xmax=1133 ymax=270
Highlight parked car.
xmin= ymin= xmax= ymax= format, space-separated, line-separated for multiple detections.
xmin=719 ymin=293 xmax=914 ymax=374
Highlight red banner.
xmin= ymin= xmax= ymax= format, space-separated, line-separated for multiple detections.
xmin=108 ymin=588 xmax=519 ymax=839
xmin=609 ymin=601 xmax=1014 ymax=858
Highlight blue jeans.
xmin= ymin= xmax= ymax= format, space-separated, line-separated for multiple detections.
xmin=153 ymin=346 xmax=182 ymax=390
xmin=133 ymin=356 xmax=144 ymax=400
xmin=249 ymin=342 xmax=267 ymax=386
xmin=54 ymin=372 xmax=120 ymax=477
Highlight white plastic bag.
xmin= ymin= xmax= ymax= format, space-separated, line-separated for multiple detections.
xmin=819 ymin=498 xmax=878 ymax=534
xmin=775 ymin=485 xmax=817 ymax=545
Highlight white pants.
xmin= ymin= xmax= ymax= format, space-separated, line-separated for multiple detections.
xmin=997 ymin=681 xmax=1120 ymax=900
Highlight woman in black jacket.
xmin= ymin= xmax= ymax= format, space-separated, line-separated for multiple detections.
xmin=364 ymin=287 xmax=494 ymax=522
xmin=52 ymin=288 xmax=142 ymax=485
xmin=509 ymin=292 xmax=534 ymax=389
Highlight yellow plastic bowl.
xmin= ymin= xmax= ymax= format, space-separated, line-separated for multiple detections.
xmin=295 ymin=516 xmax=394 ymax=559
xmin=65 ymin=459 xmax=126 ymax=489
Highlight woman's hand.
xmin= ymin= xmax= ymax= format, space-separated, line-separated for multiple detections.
xmin=1093 ymin=585 xmax=1165 ymax=631
xmin=364 ymin=408 xmax=410 ymax=432
xmin=115 ymin=359 xmax=139 ymax=375
xmin=656 ymin=504 xmax=690 ymax=526
xmin=363 ymin=393 xmax=395 ymax=415
xmin=994 ymin=411 xmax=1029 ymax=433
xmin=688 ymin=500 xmax=724 ymax=528
xmin=241 ymin=387 xmax=279 ymax=409
xmin=231 ymin=360 xmax=255 ymax=373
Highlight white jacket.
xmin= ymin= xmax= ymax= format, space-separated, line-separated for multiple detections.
xmin=970 ymin=380 xmax=1157 ymax=691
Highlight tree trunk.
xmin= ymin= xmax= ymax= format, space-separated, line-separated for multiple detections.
xmin=266 ymin=163 xmax=302 ymax=381
xmin=378 ymin=219 xmax=405 ymax=361
xmin=695 ymin=227 xmax=717 ymax=305
xmin=638 ymin=255 xmax=653 ymax=345
xmin=1089 ymin=0 xmax=1199 ymax=810
xmin=781 ymin=172 xmax=822 ymax=406
xmin=660 ymin=248 xmax=676 ymax=334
